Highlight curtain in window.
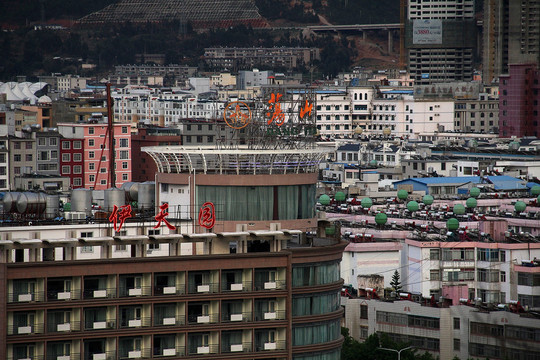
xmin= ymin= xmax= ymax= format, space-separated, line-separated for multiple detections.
xmin=278 ymin=185 xmax=299 ymax=219
xmin=197 ymin=186 xmax=273 ymax=221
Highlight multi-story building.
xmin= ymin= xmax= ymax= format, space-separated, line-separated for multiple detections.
xmin=0 ymin=137 xmax=9 ymax=190
xmin=483 ymin=0 xmax=540 ymax=84
xmin=499 ymin=63 xmax=540 ymax=138
xmin=35 ymin=131 xmax=61 ymax=177
xmin=59 ymin=138 xmax=85 ymax=189
xmin=343 ymin=297 xmax=540 ymax=360
xmin=237 ymin=70 xmax=274 ymax=90
xmin=370 ymin=90 xmax=413 ymax=136
xmin=349 ymin=87 xmax=374 ymax=134
xmin=315 ymin=90 xmax=353 ymax=138
xmin=58 ymin=121 xmax=132 ymax=190
xmin=204 ymin=47 xmax=320 ymax=72
xmin=0 ymin=141 xmax=344 ymax=360
xmin=8 ymin=136 xmax=35 ymax=189
xmin=130 ymin=126 xmax=182 ymax=182
xmin=454 ymin=94 xmax=499 ymax=134
xmin=406 ymin=0 xmax=476 ymax=84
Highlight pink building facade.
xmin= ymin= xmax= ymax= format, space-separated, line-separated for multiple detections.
xmin=499 ymin=63 xmax=540 ymax=138
xmin=58 ymin=122 xmax=132 ymax=190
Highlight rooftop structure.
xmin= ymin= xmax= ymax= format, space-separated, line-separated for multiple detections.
xmin=77 ymin=0 xmax=267 ymax=29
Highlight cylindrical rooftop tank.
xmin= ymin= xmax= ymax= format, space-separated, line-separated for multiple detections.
xmin=3 ymin=192 xmax=22 ymax=213
xmin=121 ymin=182 xmax=139 ymax=202
xmin=16 ymin=192 xmax=47 ymax=215
xmin=45 ymin=194 xmax=60 ymax=219
xmin=71 ymin=188 xmax=93 ymax=216
xmin=104 ymin=188 xmax=126 ymax=212
xmin=138 ymin=181 xmax=155 ymax=210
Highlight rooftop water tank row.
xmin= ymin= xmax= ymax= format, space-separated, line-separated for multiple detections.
xmin=2 ymin=192 xmax=59 ymax=218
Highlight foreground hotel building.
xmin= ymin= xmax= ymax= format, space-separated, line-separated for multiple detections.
xmin=0 ymin=145 xmax=345 ymax=360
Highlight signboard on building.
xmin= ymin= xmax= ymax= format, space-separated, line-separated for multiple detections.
xmin=413 ymin=19 xmax=442 ymax=45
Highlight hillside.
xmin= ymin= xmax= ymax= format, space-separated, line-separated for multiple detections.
xmin=1 ymin=0 xmax=400 ymax=29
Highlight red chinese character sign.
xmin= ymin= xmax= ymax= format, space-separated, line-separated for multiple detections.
xmin=154 ymin=203 xmax=176 ymax=230
xmin=198 ymin=202 xmax=216 ymax=230
xmin=266 ymin=92 xmax=285 ymax=126
xmin=109 ymin=204 xmax=132 ymax=232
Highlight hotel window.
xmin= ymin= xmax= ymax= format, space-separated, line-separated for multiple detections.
xmin=73 ymin=153 xmax=82 ymax=162
xmin=88 ymin=139 xmax=94 ymax=147
xmin=89 ymin=127 xmax=94 ymax=134
xmin=73 ymin=141 xmax=82 ymax=149
xmin=62 ymin=154 xmax=71 ymax=162
xmin=73 ymin=178 xmax=82 ymax=186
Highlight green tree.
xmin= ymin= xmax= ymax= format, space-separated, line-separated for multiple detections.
xmin=390 ymin=270 xmax=402 ymax=293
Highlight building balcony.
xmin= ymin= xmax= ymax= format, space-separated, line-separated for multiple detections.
xmin=117 ymin=348 xmax=150 ymax=359
xmin=187 ymin=313 xmax=219 ymax=324
xmin=154 ymin=314 xmax=185 ymax=327
xmin=221 ymin=311 xmax=253 ymax=323
xmin=255 ymin=340 xmax=285 ymax=352
xmin=254 ymin=310 xmax=286 ymax=321
xmin=9 ymin=291 xmax=45 ymax=303
xmin=221 ymin=342 xmax=252 ymax=353
xmin=47 ymin=320 xmax=81 ymax=333
xmin=82 ymin=350 xmax=116 ymax=360
xmin=83 ymin=288 xmax=116 ymax=300
xmin=119 ymin=317 xmax=151 ymax=329
xmin=221 ymin=281 xmax=252 ymax=292
xmin=8 ymin=322 xmax=44 ymax=335
xmin=187 ymin=282 xmax=219 ymax=294
xmin=83 ymin=319 xmax=116 ymax=331
xmin=118 ymin=286 xmax=151 ymax=298
xmin=253 ymin=280 xmax=286 ymax=291
xmin=153 ymin=285 xmax=185 ymax=296
xmin=187 ymin=344 xmax=218 ymax=356
xmin=46 ymin=354 xmax=81 ymax=360
xmin=152 ymin=346 xmax=185 ymax=358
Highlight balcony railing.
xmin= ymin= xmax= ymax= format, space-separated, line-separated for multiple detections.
xmin=221 ymin=342 xmax=253 ymax=353
xmin=83 ymin=350 xmax=116 ymax=360
xmin=118 ymin=286 xmax=151 ymax=298
xmin=154 ymin=314 xmax=186 ymax=327
xmin=84 ymin=319 xmax=116 ymax=331
xmin=47 ymin=289 xmax=82 ymax=301
xmin=47 ymin=321 xmax=81 ymax=333
xmin=187 ymin=344 xmax=219 ymax=355
xmin=254 ymin=310 xmax=286 ymax=321
xmin=46 ymin=353 xmax=81 ymax=360
xmin=253 ymin=280 xmax=286 ymax=291
xmin=8 ymin=291 xmax=45 ymax=303
xmin=221 ymin=311 xmax=253 ymax=323
xmin=7 ymin=323 xmax=44 ymax=335
xmin=119 ymin=317 xmax=151 ymax=328
xmin=152 ymin=346 xmax=185 ymax=358
xmin=117 ymin=347 xmax=151 ymax=359
xmin=83 ymin=288 xmax=116 ymax=300
xmin=255 ymin=340 xmax=286 ymax=352
xmin=187 ymin=313 xmax=219 ymax=324
xmin=8 ymin=355 xmax=44 ymax=360
xmin=187 ymin=282 xmax=219 ymax=294
xmin=221 ymin=281 xmax=253 ymax=292
xmin=153 ymin=285 xmax=186 ymax=296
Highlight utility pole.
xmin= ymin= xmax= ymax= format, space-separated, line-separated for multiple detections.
xmin=379 ymin=346 xmax=413 ymax=360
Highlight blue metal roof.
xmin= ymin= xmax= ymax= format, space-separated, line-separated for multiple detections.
xmin=486 ymin=175 xmax=527 ymax=190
